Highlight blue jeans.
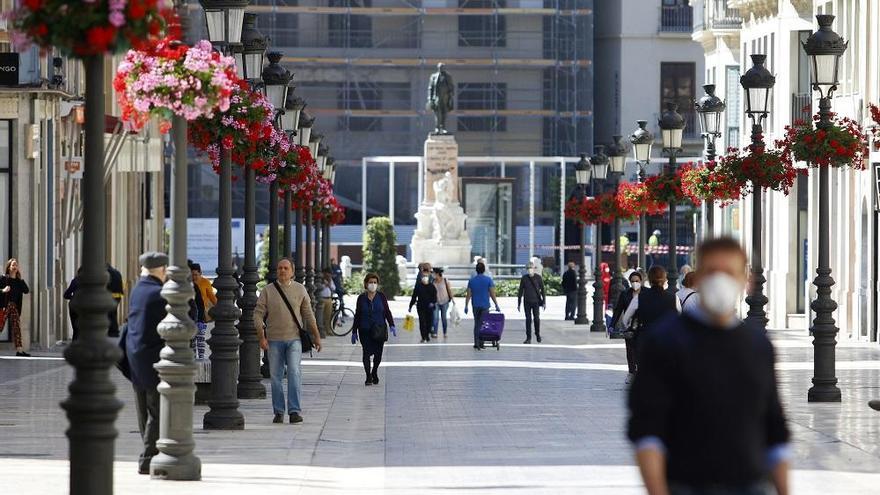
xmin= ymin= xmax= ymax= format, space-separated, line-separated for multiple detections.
xmin=268 ymin=339 xmax=303 ymax=415
xmin=433 ymin=302 xmax=449 ymax=334
xmin=473 ymin=307 xmax=488 ymax=347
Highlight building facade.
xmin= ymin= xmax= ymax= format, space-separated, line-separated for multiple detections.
xmin=693 ymin=0 xmax=879 ymax=340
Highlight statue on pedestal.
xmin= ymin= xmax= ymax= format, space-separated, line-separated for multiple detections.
xmin=427 ymin=63 xmax=454 ymax=135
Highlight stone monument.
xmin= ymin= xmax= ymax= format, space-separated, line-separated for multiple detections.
xmin=411 ymin=64 xmax=472 ymax=266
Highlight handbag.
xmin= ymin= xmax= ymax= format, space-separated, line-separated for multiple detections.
xmin=273 ymin=282 xmax=313 ymax=355
xmin=369 ymin=294 xmax=389 ymax=342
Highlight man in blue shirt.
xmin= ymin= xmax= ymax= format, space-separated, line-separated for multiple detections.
xmin=464 ymin=262 xmax=501 ymax=350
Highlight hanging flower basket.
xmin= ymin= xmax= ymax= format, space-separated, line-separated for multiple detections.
xmin=114 ymin=39 xmax=239 ymax=133
xmin=716 ymin=145 xmax=802 ymax=195
xmin=565 ymin=196 xmax=602 ymax=225
xmin=310 ymin=180 xmax=344 ymax=223
xmin=678 ymin=162 xmax=742 ymax=206
xmin=289 ymin=170 xmax=325 ymax=212
xmin=781 ymin=114 xmax=868 ymax=169
xmin=8 ymin=0 xmax=172 ymax=57
xmin=273 ymin=145 xmax=316 ymax=188
xmin=644 ymin=172 xmax=688 ymax=205
xmin=615 ymin=181 xmax=666 ymax=217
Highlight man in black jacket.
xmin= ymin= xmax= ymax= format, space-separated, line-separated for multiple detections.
xmin=628 ymin=238 xmax=790 ymax=495
xmin=517 ymin=262 xmax=546 ymax=343
xmin=634 ymin=266 xmax=679 ymax=335
xmin=124 ymin=251 xmax=168 ymax=475
xmin=561 ymin=262 xmax=578 ymax=320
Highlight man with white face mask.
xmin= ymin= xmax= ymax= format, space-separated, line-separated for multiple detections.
xmin=627 ymin=238 xmax=790 ymax=495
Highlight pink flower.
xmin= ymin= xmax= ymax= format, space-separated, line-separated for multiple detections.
xmin=109 ymin=11 xmax=126 ymax=28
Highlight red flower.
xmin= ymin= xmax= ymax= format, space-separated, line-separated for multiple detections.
xmin=86 ymin=25 xmax=118 ymax=52
xmin=222 ymin=135 xmax=234 ymax=150
xmin=23 ymin=0 xmax=42 ymax=10
xmin=129 ymin=0 xmax=148 ymax=20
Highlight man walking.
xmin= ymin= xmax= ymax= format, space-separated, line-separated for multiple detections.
xmin=124 ymin=251 xmax=169 ymax=475
xmin=255 ymin=258 xmax=322 ymax=424
xmin=562 ymin=261 xmax=578 ymax=321
xmin=464 ymin=262 xmax=500 ymax=350
xmin=517 ymin=262 xmax=546 ymax=344
xmin=628 ymin=238 xmax=790 ymax=495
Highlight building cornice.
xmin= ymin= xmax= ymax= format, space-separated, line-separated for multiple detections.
xmin=728 ymin=0 xmax=778 ymax=19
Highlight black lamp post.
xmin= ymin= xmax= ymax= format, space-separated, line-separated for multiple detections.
xmin=590 ymin=146 xmax=609 ymax=333
xmin=658 ymin=102 xmax=685 ymax=294
xmin=695 ymin=84 xmax=726 ymax=238
xmin=803 ymin=14 xmax=847 ymax=403
xmin=574 ymin=154 xmax=593 ymax=325
xmin=234 ymin=11 xmax=268 ymax=402
xmin=740 ymin=54 xmax=775 ymax=333
xmin=294 ymin=111 xmax=315 ymax=282
xmin=629 ymin=120 xmax=654 ymax=270
xmin=323 ymin=157 xmax=337 ymax=268
xmin=606 ymin=135 xmax=628 ymax=308
xmin=283 ymin=88 xmax=305 ymax=267
xmin=201 ymin=0 xmax=248 ymax=431
xmin=305 ymin=136 xmax=325 ymax=297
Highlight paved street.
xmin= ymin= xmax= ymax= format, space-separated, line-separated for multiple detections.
xmin=2 ymin=296 xmax=880 ymax=494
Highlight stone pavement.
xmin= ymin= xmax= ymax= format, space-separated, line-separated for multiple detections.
xmin=1 ymin=295 xmax=880 ymax=494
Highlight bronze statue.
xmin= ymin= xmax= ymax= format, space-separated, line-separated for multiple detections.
xmin=427 ymin=63 xmax=454 ymax=134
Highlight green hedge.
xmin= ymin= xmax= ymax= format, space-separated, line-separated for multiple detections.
xmin=362 ymin=217 xmax=400 ymax=298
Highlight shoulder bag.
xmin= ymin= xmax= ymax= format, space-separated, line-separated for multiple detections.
xmin=525 ymin=274 xmax=545 ymax=306
xmin=273 ymin=282 xmax=313 ymax=355
xmin=369 ymin=293 xmax=389 ymax=342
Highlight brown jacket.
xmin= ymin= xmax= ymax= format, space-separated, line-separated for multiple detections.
xmin=254 ymin=280 xmax=319 ymax=342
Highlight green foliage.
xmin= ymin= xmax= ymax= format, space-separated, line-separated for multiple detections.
xmin=362 ymin=217 xmax=400 ymax=298
xmin=344 ymin=271 xmax=365 ymax=295
xmin=542 ymin=271 xmax=562 ymax=296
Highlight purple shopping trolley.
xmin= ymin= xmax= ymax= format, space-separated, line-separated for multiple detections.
xmin=479 ymin=312 xmax=505 ymax=350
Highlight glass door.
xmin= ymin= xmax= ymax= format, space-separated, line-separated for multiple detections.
xmin=461 ymin=178 xmax=516 ymax=265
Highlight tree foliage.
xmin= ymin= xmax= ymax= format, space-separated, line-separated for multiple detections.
xmin=362 ymin=217 xmax=400 ymax=298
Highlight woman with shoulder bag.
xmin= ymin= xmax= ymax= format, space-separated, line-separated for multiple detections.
xmin=610 ymin=271 xmax=644 ymax=385
xmin=351 ymin=273 xmax=396 ymax=386
xmin=432 ymin=267 xmax=454 ymax=339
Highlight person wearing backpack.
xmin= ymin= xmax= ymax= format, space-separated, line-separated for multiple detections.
xmin=254 ymin=258 xmax=322 ymax=425
xmin=351 ymin=273 xmax=397 ymax=386
xmin=517 ymin=262 xmax=546 ymax=344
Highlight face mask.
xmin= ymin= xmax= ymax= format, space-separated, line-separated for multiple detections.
xmin=421 ymin=276 xmax=430 ymax=284
xmin=700 ymin=272 xmax=743 ymax=317
xmin=528 ymin=268 xmax=536 ymax=275
xmin=631 ymin=282 xmax=642 ymax=291
xmin=367 ymin=283 xmax=378 ymax=293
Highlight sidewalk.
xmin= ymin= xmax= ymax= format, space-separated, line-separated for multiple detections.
xmin=2 ymin=305 xmax=880 ymax=494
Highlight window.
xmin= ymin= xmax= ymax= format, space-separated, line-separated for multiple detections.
xmin=328 ymin=0 xmax=372 ymax=48
xmin=0 ymin=121 xmax=10 ymax=269
xmin=337 ymin=82 xmax=382 ymax=131
xmin=725 ymin=66 xmax=741 ymax=149
xmin=457 ymin=82 xmax=507 ymax=132
xmin=660 ymin=62 xmax=696 ymax=137
xmin=458 ymin=0 xmax=506 ymax=47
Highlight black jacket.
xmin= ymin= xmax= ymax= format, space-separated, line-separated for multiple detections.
xmin=635 ymin=286 xmax=677 ymax=333
xmin=125 ymin=276 xmax=167 ymax=389
xmin=409 ymin=281 xmax=437 ymax=311
xmin=0 ymin=276 xmax=29 ymax=311
xmin=562 ymin=268 xmax=578 ymax=293
xmin=610 ymin=288 xmax=637 ymax=329
xmin=517 ymin=274 xmax=545 ymax=306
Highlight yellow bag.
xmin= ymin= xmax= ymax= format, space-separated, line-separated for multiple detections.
xmin=403 ymin=314 xmax=415 ymax=332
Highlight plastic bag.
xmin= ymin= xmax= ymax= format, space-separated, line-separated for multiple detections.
xmin=449 ymin=302 xmax=462 ymax=327
xmin=403 ymin=314 xmax=415 ymax=332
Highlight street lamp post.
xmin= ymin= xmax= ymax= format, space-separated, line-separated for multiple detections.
xmin=305 ymin=137 xmax=325 ymax=296
xmin=606 ymin=136 xmax=628 ymax=307
xmin=590 ymin=146 xmax=609 ymax=333
xmin=658 ymin=102 xmax=685 ymax=293
xmin=740 ymin=54 xmax=776 ymax=333
xmin=803 ymin=14 xmax=847 ymax=403
xmin=695 ymin=84 xmax=726 ymax=238
xmin=629 ymin=120 xmax=654 ymax=271
xmin=574 ymin=154 xmax=593 ymax=325
xmin=282 ymin=91 xmax=305 ymax=276
xmin=310 ymin=144 xmax=329 ymax=306
xmin=261 ymin=53 xmax=293 ymax=269
xmin=201 ymin=0 xmax=248 ymax=431
xmin=234 ymin=11 xmax=267 ymax=402
xmin=295 ymin=112 xmax=315 ymax=282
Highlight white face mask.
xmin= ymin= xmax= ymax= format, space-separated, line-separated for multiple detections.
xmin=631 ymin=281 xmax=642 ymax=291
xmin=700 ymin=272 xmax=743 ymax=317
xmin=421 ymin=276 xmax=430 ymax=284
xmin=367 ymin=283 xmax=378 ymax=293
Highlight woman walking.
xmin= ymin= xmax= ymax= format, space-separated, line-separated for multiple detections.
xmin=432 ymin=268 xmax=454 ymax=338
xmin=1 ymin=259 xmax=30 ymax=356
xmin=610 ymin=271 xmax=643 ymax=385
xmin=351 ymin=273 xmax=396 ymax=386
xmin=409 ymin=270 xmax=438 ymax=343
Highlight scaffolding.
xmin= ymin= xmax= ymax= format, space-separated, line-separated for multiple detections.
xmin=187 ymin=0 xmax=594 ymax=162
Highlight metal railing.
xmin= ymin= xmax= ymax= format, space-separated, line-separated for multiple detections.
xmin=792 ymin=93 xmax=812 ymax=124
xmin=709 ymin=0 xmax=741 ymax=29
xmin=660 ymin=5 xmax=693 ymax=33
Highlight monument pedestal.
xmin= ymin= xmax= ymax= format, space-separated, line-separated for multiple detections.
xmin=410 ymin=134 xmax=472 ymax=266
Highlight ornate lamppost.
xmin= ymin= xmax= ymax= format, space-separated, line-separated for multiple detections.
xmin=740 ymin=54 xmax=775 ymax=332
xmin=233 ymin=12 xmax=268 ymax=402
xmin=282 ymin=89 xmax=306 ymax=267
xmin=323 ymin=157 xmax=337 ymax=269
xmin=305 ymin=136 xmax=325 ymax=296
xmin=574 ymin=154 xmax=593 ymax=325
xmin=262 ymin=52 xmax=292 ymax=273
xmin=590 ymin=146 xmax=609 ymax=333
xmin=294 ymin=112 xmax=315 ymax=282
xmin=606 ymin=135 xmax=628 ymax=307
xmin=695 ymin=84 xmax=726 ymax=238
xmin=803 ymin=14 xmax=847 ymax=403
xmin=629 ymin=120 xmax=654 ymax=270
xmin=310 ymin=143 xmax=329 ymax=304
xmin=200 ymin=0 xmax=248 ymax=431
xmin=657 ymin=102 xmax=685 ymax=294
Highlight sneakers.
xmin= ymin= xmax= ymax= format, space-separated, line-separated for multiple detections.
xmin=15 ymin=351 xmax=31 ymax=357
xmin=289 ymin=412 xmax=304 ymax=424
xmin=273 ymin=414 xmax=284 ymax=424
xmin=625 ymin=373 xmax=635 ymax=385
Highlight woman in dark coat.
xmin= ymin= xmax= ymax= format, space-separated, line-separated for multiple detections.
xmin=351 ymin=273 xmax=396 ymax=386
xmin=1 ymin=258 xmax=30 ymax=356
xmin=610 ymin=271 xmax=643 ymax=384
xmin=409 ymin=271 xmax=438 ymax=343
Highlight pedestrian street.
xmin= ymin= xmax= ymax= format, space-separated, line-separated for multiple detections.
xmin=1 ymin=297 xmax=880 ymax=494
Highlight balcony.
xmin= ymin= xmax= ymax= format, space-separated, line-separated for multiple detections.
xmin=660 ymin=5 xmax=693 ymax=33
xmin=791 ymin=93 xmax=812 ymax=124
xmin=693 ymin=0 xmax=742 ymax=35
